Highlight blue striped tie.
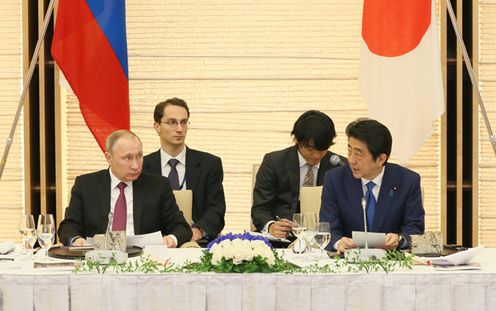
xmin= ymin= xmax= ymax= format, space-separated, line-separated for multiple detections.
xmin=366 ymin=181 xmax=376 ymax=230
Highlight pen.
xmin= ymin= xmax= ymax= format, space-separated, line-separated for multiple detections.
xmin=0 ymin=257 xmax=15 ymax=261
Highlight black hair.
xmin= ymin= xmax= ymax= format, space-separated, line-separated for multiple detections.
xmin=291 ymin=110 xmax=336 ymax=151
xmin=345 ymin=118 xmax=392 ymax=162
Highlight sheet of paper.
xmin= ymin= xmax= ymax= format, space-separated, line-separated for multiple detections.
xmin=250 ymin=231 xmax=290 ymax=243
xmin=429 ymin=246 xmax=484 ymax=266
xmin=127 ymin=231 xmax=164 ymax=248
xmin=352 ymin=231 xmax=386 ymax=248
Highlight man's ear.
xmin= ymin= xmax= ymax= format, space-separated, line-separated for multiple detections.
xmin=153 ymin=122 xmax=161 ymax=134
xmin=105 ymin=151 xmax=112 ymax=165
xmin=377 ymin=153 xmax=388 ymax=166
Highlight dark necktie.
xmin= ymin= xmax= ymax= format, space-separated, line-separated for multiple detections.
xmin=168 ymin=158 xmax=180 ymax=190
xmin=366 ymin=181 xmax=376 ymax=230
xmin=112 ymin=182 xmax=127 ymax=231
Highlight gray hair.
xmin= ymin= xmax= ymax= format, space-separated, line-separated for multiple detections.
xmin=105 ymin=130 xmax=142 ymax=153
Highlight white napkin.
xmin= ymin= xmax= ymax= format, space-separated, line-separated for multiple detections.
xmin=0 ymin=241 xmax=16 ymax=255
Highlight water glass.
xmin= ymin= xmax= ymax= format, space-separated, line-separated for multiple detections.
xmin=37 ymin=214 xmax=55 ymax=258
xmin=19 ymin=214 xmax=36 ymax=257
xmin=314 ymin=222 xmax=331 ymax=259
xmin=292 ymin=213 xmax=307 ymax=254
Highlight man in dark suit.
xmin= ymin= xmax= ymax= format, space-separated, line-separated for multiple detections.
xmin=143 ymin=98 xmax=226 ymax=242
xmin=58 ymin=130 xmax=192 ymax=247
xmin=251 ymin=110 xmax=346 ymax=239
xmin=320 ymin=118 xmax=425 ymax=254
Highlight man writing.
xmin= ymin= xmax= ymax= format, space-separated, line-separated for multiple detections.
xmin=251 ymin=110 xmax=346 ymax=239
xmin=320 ymin=118 xmax=425 ymax=254
xmin=143 ymin=98 xmax=226 ymax=242
xmin=58 ymin=130 xmax=192 ymax=247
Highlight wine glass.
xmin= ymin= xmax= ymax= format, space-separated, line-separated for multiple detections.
xmin=292 ymin=213 xmax=307 ymax=254
xmin=314 ymin=222 xmax=331 ymax=259
xmin=302 ymin=212 xmax=318 ymax=254
xmin=37 ymin=214 xmax=55 ymax=259
xmin=19 ymin=214 xmax=36 ymax=257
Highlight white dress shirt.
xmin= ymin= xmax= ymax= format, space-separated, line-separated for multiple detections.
xmin=160 ymin=147 xmax=187 ymax=189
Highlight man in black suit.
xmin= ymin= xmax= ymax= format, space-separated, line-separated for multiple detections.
xmin=251 ymin=110 xmax=346 ymax=239
xmin=58 ymin=130 xmax=192 ymax=247
xmin=143 ymin=98 xmax=226 ymax=242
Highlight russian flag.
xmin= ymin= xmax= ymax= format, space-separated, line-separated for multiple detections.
xmin=51 ymin=0 xmax=130 ymax=152
xmin=360 ymin=0 xmax=445 ymax=163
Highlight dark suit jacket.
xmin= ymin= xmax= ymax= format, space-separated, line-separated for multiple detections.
xmin=320 ymin=163 xmax=425 ymax=249
xmin=58 ymin=170 xmax=193 ymax=246
xmin=251 ymin=145 xmax=346 ymax=231
xmin=143 ymin=148 xmax=226 ymax=239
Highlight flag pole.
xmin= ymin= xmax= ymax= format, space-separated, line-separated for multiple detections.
xmin=0 ymin=0 xmax=56 ymax=181
xmin=444 ymin=0 xmax=496 ymax=156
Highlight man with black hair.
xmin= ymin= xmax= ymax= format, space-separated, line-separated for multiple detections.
xmin=320 ymin=118 xmax=425 ymax=254
xmin=251 ymin=110 xmax=346 ymax=239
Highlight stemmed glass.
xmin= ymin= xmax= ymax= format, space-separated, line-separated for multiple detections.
xmin=292 ymin=213 xmax=307 ymax=254
xmin=19 ymin=214 xmax=36 ymax=257
xmin=302 ymin=212 xmax=318 ymax=254
xmin=37 ymin=214 xmax=55 ymax=259
xmin=314 ymin=222 xmax=331 ymax=260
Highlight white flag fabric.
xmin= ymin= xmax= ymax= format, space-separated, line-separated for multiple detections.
xmin=360 ymin=0 xmax=445 ymax=163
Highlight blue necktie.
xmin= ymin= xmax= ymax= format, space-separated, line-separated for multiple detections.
xmin=365 ymin=181 xmax=376 ymax=230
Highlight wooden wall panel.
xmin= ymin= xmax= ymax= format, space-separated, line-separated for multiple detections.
xmin=0 ymin=1 xmax=23 ymax=241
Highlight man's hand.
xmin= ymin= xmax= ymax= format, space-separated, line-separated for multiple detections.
xmin=72 ymin=238 xmax=87 ymax=246
xmin=336 ymin=237 xmax=356 ymax=255
xmin=163 ymin=236 xmax=177 ymax=248
xmin=379 ymin=233 xmax=400 ymax=250
xmin=268 ymin=219 xmax=293 ymax=238
xmin=191 ymin=227 xmax=203 ymax=241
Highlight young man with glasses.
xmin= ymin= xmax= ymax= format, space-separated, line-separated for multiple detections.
xmin=143 ymin=98 xmax=226 ymax=244
xmin=251 ymin=110 xmax=346 ymax=239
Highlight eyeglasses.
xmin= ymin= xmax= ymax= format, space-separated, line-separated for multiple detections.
xmin=161 ymin=120 xmax=190 ymax=128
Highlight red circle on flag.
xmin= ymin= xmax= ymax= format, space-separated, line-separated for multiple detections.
xmin=362 ymin=0 xmax=431 ymax=57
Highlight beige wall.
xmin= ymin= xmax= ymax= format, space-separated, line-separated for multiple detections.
xmin=60 ymin=0 xmax=443 ymax=235
xmin=0 ymin=0 xmax=23 ymax=241
xmin=478 ymin=0 xmax=496 ymax=246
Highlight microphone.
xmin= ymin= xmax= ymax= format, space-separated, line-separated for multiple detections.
xmin=330 ymin=155 xmax=345 ymax=166
xmin=361 ymin=197 xmax=368 ymax=249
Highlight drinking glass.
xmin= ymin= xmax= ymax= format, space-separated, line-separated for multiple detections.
xmin=292 ymin=213 xmax=307 ymax=254
xmin=302 ymin=212 xmax=318 ymax=253
xmin=19 ymin=214 xmax=36 ymax=257
xmin=37 ymin=214 xmax=55 ymax=259
xmin=314 ymin=222 xmax=331 ymax=259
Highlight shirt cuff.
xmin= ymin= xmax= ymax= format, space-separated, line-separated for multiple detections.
xmin=167 ymin=234 xmax=178 ymax=248
xmin=262 ymin=220 xmax=276 ymax=233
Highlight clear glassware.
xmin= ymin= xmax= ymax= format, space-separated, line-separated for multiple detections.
xmin=292 ymin=213 xmax=307 ymax=254
xmin=314 ymin=222 xmax=331 ymax=259
xmin=37 ymin=214 xmax=55 ymax=259
xmin=302 ymin=212 xmax=318 ymax=252
xmin=19 ymin=214 xmax=36 ymax=257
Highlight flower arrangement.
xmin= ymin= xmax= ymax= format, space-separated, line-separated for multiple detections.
xmin=200 ymin=232 xmax=281 ymax=273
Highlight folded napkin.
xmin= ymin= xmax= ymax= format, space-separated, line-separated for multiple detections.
xmin=0 ymin=241 xmax=16 ymax=255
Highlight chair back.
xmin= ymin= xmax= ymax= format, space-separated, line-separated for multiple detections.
xmin=173 ymin=189 xmax=193 ymax=225
xmin=299 ymin=186 xmax=323 ymax=216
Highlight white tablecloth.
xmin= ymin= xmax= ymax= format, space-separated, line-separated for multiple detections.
xmin=1 ymin=248 xmax=496 ymax=311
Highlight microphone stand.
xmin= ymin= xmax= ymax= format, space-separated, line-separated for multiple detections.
xmin=444 ymin=0 xmax=496 ymax=155
xmin=0 ymin=0 xmax=56 ymax=182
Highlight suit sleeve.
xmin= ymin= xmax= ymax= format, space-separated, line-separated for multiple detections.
xmin=320 ymin=171 xmax=345 ymax=250
xmin=192 ymin=157 xmax=226 ymax=237
xmin=58 ymin=176 xmax=85 ymax=245
xmin=158 ymin=179 xmax=193 ymax=246
xmin=400 ymin=173 xmax=425 ymax=241
xmin=251 ymin=153 xmax=278 ymax=231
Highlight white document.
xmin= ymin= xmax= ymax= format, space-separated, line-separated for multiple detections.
xmin=352 ymin=231 xmax=386 ymax=248
xmin=126 ymin=231 xmax=164 ymax=248
xmin=430 ymin=246 xmax=484 ymax=266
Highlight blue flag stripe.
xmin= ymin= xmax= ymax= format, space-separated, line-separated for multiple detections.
xmin=86 ymin=0 xmax=129 ymax=78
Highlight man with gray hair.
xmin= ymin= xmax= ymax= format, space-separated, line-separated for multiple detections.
xmin=58 ymin=129 xmax=192 ymax=247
